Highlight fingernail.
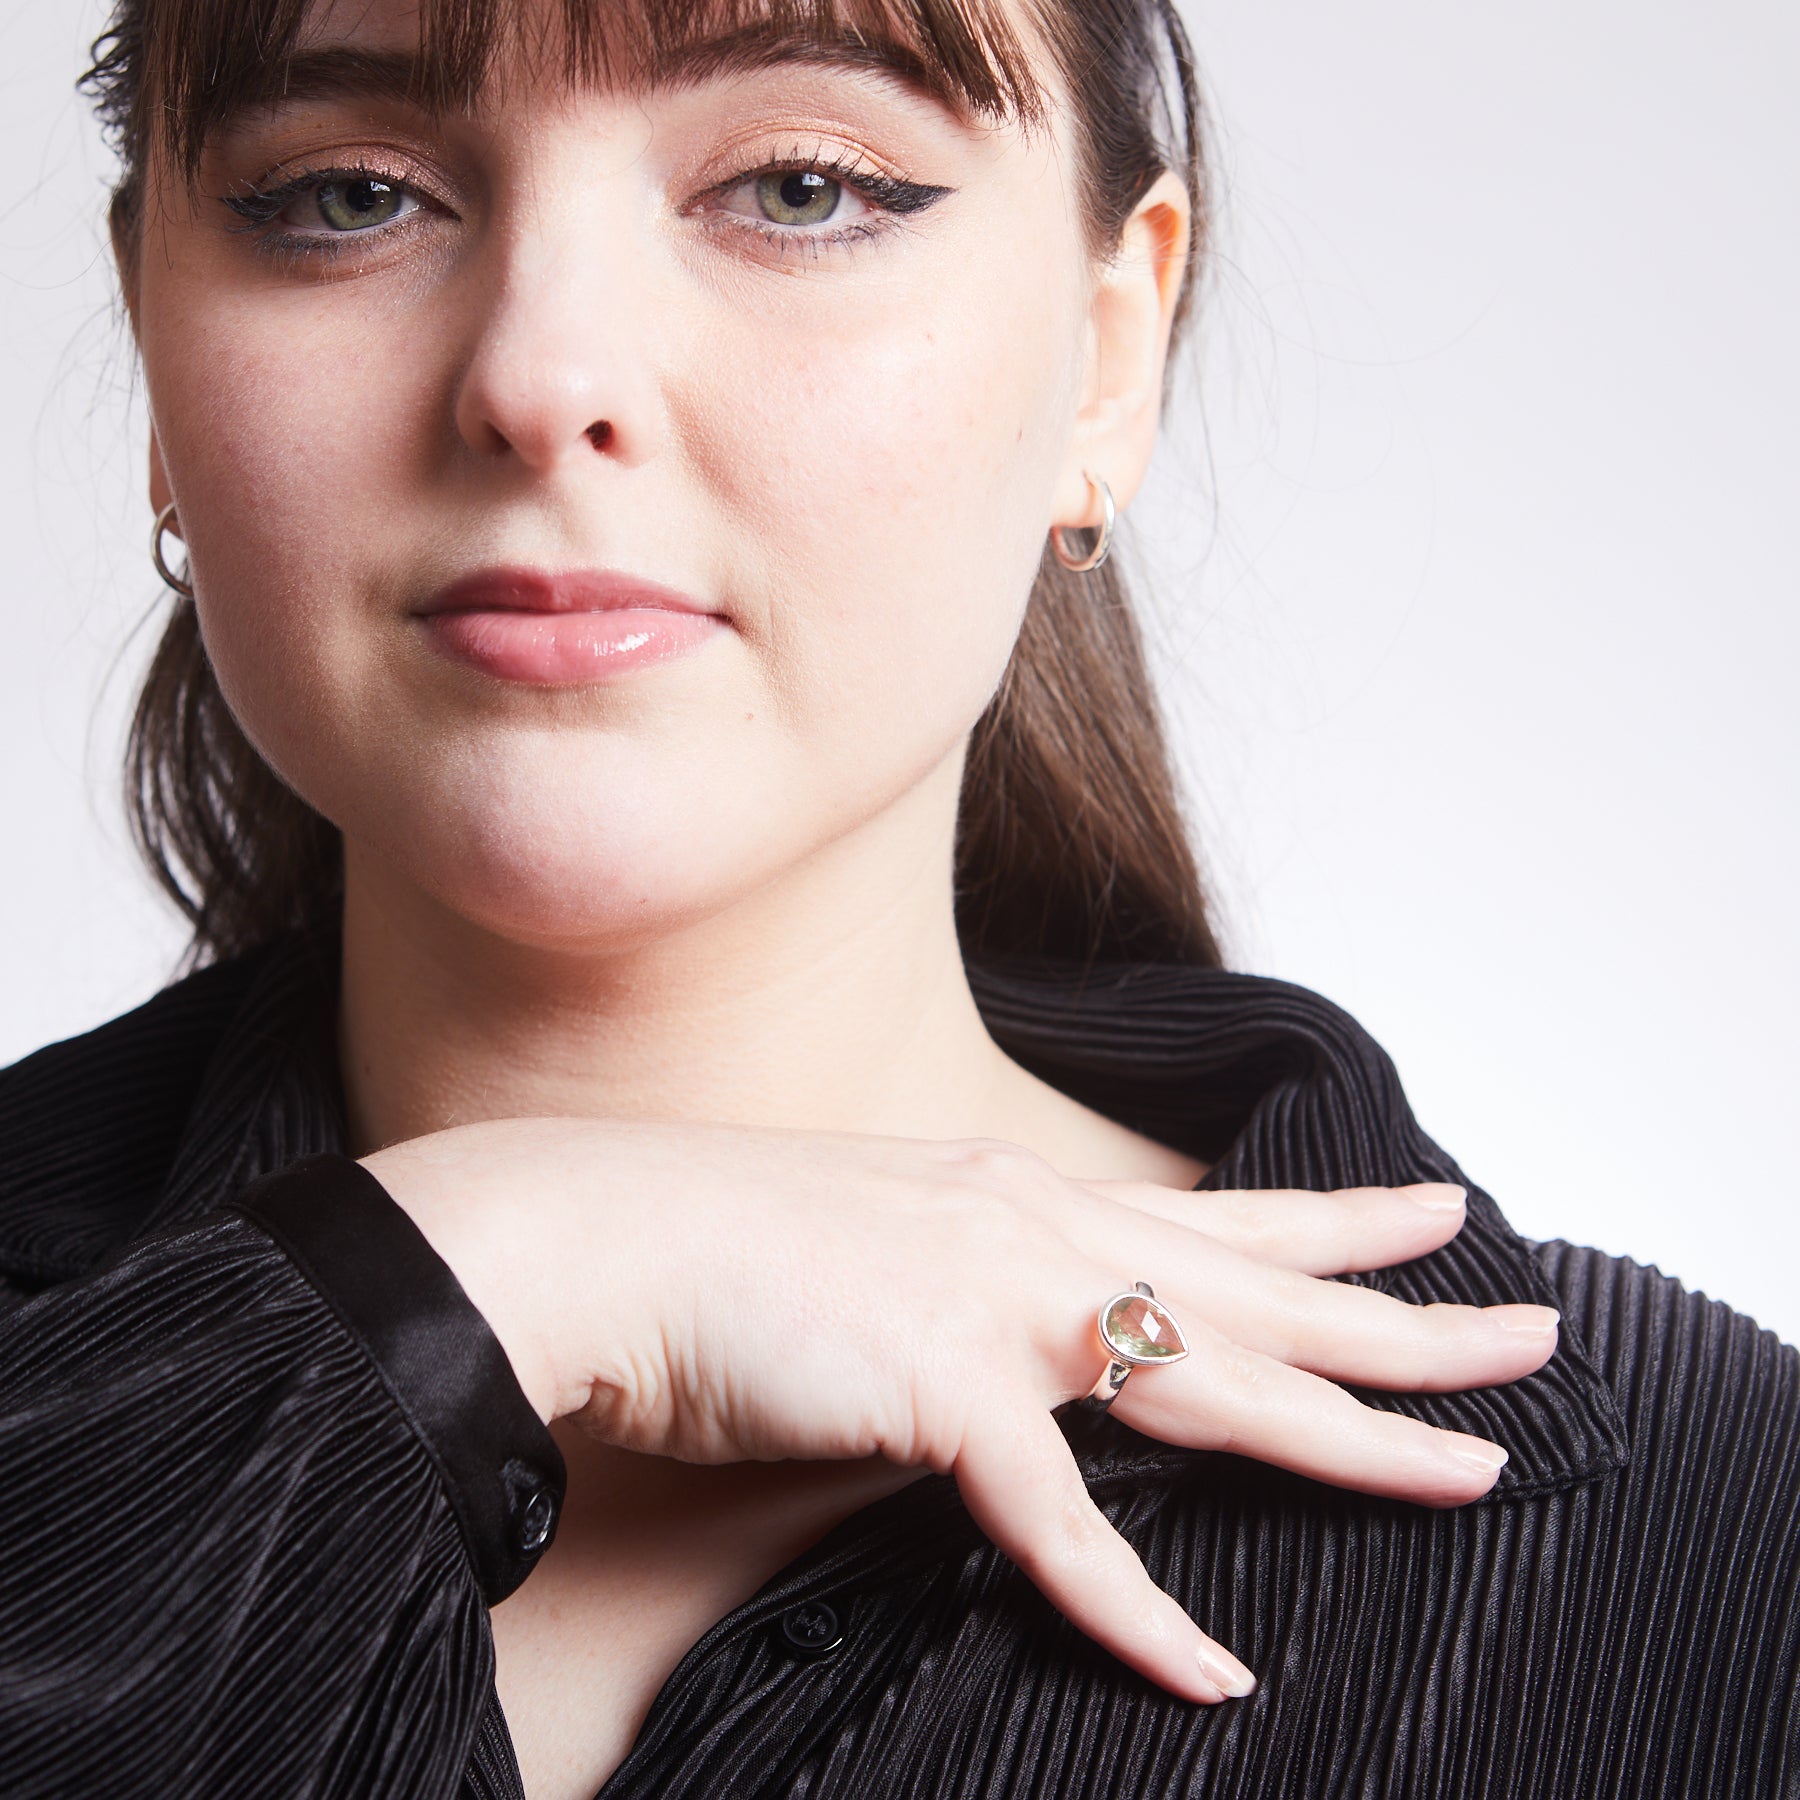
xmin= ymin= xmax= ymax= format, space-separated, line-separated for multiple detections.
xmin=1197 ymin=1643 xmax=1257 ymax=1698
xmin=1405 ymin=1184 xmax=1466 ymax=1211
xmin=1487 ymin=1305 xmax=1560 ymax=1336
xmin=1451 ymin=1439 xmax=1509 ymax=1477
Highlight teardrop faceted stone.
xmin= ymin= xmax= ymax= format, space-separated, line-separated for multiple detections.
xmin=1101 ymin=1292 xmax=1189 ymax=1363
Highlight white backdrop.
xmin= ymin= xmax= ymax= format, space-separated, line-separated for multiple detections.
xmin=3 ymin=3 xmax=1795 ymax=1339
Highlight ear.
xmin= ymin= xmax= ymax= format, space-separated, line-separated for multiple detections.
xmin=1052 ymin=170 xmax=1191 ymax=535
xmin=149 ymin=432 xmax=173 ymax=519
xmin=108 ymin=194 xmax=174 ymax=520
xmin=109 ymin=190 xmax=142 ymax=336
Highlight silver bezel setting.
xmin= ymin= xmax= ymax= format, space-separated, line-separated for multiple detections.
xmin=1095 ymin=1283 xmax=1191 ymax=1368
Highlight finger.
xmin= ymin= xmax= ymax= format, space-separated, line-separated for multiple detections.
xmin=1084 ymin=1180 xmax=1468 ymax=1276
xmin=1080 ymin=1207 xmax=1560 ymax=1392
xmin=1114 ymin=1325 xmax=1512 ymax=1507
xmin=1187 ymin=1252 xmax=1560 ymax=1391
xmin=952 ymin=1394 xmax=1256 ymax=1705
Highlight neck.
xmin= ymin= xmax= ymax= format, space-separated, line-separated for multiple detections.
xmin=338 ymin=759 xmax=1024 ymax=1155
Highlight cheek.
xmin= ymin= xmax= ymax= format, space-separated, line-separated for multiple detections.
xmin=149 ymin=292 xmax=435 ymax=606
xmin=666 ymin=247 xmax=1085 ymax=753
xmin=142 ymin=288 xmax=444 ymax=774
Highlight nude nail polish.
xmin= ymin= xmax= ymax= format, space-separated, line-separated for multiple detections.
xmin=1406 ymin=1183 xmax=1467 ymax=1211
xmin=1452 ymin=1441 xmax=1510 ymax=1477
xmin=1488 ymin=1305 xmax=1561 ymax=1336
xmin=1197 ymin=1643 xmax=1257 ymax=1699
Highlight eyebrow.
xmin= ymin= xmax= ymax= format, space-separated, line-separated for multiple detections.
xmin=216 ymin=28 xmax=980 ymax=132
xmin=227 ymin=48 xmax=425 ymax=118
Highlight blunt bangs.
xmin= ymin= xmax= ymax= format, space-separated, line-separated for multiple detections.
xmin=86 ymin=0 xmax=1048 ymax=187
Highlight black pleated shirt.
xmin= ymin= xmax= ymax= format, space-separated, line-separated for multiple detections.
xmin=1 ymin=931 xmax=1796 ymax=1797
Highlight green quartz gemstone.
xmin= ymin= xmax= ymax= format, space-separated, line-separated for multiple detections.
xmin=1101 ymin=1292 xmax=1189 ymax=1363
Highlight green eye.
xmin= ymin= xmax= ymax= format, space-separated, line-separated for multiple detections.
xmin=754 ymin=171 xmax=843 ymax=227
xmin=313 ymin=178 xmax=408 ymax=232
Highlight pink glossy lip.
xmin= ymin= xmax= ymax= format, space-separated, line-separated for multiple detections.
xmin=416 ymin=567 xmax=725 ymax=686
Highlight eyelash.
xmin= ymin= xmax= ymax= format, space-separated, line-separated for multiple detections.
xmin=222 ymin=162 xmax=429 ymax=264
xmin=221 ymin=149 xmax=951 ymax=266
xmin=697 ymin=149 xmax=950 ymax=260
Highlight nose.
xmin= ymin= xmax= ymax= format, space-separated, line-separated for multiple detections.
xmin=452 ymin=231 xmax=663 ymax=474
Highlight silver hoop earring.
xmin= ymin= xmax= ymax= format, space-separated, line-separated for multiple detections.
xmin=1050 ymin=473 xmax=1116 ymax=574
xmin=151 ymin=501 xmax=194 ymax=600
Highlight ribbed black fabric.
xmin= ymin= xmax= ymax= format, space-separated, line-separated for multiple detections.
xmin=1 ymin=933 xmax=1796 ymax=1797
xmin=0 ymin=937 xmax=562 ymax=1798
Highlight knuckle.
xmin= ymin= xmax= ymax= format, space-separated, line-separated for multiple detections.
xmin=1414 ymin=1300 xmax=1478 ymax=1350
xmin=948 ymin=1137 xmax=1052 ymax=1190
xmin=1197 ymin=1344 xmax=1272 ymax=1452
xmin=1215 ymin=1341 xmax=1269 ymax=1396
xmin=1015 ymin=1497 xmax=1114 ymax=1586
xmin=934 ymin=1141 xmax=1069 ymax=1252
xmin=1208 ymin=1190 xmax=1274 ymax=1250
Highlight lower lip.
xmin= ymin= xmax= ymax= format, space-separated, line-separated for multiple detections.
xmin=421 ymin=608 xmax=724 ymax=685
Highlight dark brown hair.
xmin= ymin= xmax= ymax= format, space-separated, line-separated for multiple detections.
xmin=85 ymin=0 xmax=1222 ymax=971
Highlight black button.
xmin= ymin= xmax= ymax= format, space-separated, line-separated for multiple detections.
xmin=776 ymin=1600 xmax=844 ymax=1660
xmin=517 ymin=1487 xmax=556 ymax=1554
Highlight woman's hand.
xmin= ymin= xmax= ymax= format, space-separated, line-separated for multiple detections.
xmin=364 ymin=1121 xmax=1557 ymax=1705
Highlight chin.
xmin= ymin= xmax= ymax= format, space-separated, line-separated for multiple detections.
xmin=279 ymin=684 xmax=959 ymax=955
xmin=352 ymin=765 xmax=796 ymax=954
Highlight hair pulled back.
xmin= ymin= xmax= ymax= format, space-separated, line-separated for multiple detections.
xmin=85 ymin=0 xmax=1222 ymax=972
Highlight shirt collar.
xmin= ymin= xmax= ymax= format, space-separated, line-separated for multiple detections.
xmin=968 ymin=955 xmax=1629 ymax=1495
xmin=145 ymin=929 xmax=348 ymax=1235
xmin=145 ymin=933 xmax=1628 ymax=1498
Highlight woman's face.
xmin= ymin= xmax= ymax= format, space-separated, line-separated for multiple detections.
xmin=130 ymin=0 xmax=1162 ymax=950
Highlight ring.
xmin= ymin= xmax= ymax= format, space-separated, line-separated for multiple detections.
xmin=1081 ymin=1281 xmax=1190 ymax=1415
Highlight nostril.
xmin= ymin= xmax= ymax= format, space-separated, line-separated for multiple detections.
xmin=586 ymin=420 xmax=614 ymax=452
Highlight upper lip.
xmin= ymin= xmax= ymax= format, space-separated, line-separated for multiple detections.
xmin=416 ymin=566 xmax=716 ymax=617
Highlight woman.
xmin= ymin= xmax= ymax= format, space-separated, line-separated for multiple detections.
xmin=1 ymin=1 xmax=1794 ymax=1796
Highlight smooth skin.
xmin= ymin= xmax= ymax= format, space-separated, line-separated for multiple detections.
xmin=121 ymin=2 xmax=1558 ymax=1793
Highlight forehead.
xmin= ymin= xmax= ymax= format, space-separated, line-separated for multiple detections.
xmin=155 ymin=0 xmax=1048 ymax=173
